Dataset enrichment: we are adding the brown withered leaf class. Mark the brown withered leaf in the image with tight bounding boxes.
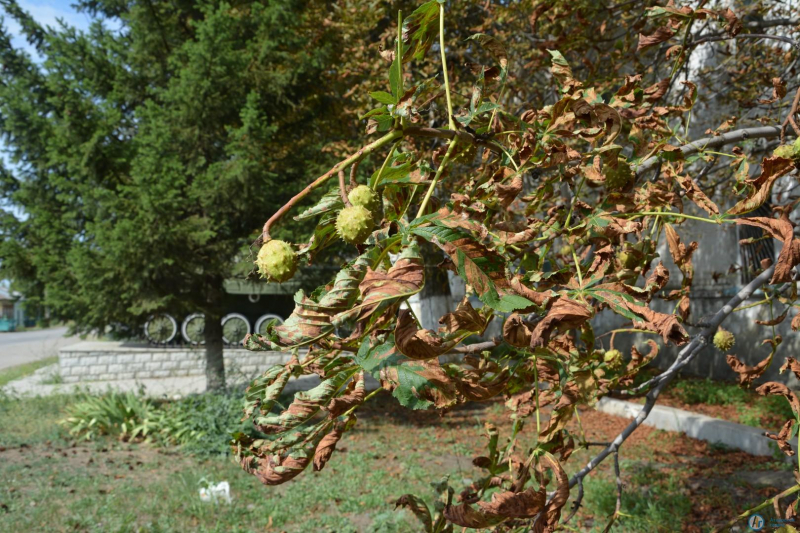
[637,26,675,51]
[539,382,579,442]
[538,453,570,529]
[476,486,546,519]
[736,215,800,284]
[327,372,365,418]
[728,156,795,216]
[443,502,505,528]
[591,283,689,345]
[758,77,787,105]
[720,7,742,36]
[313,422,346,472]
[755,309,789,326]
[765,419,795,457]
[395,299,487,360]
[530,297,593,348]
[756,382,800,417]
[632,305,689,345]
[793,315,800,332]
[726,339,779,386]
[455,366,510,402]
[506,387,557,418]
[240,441,316,486]
[630,340,659,369]
[644,262,670,298]
[395,495,433,532]
[510,276,554,307]
[665,224,698,284]
[503,312,533,347]
[333,244,424,327]
[616,74,642,103]
[671,171,719,215]
[644,77,671,102]
[496,175,523,210]
[780,357,800,380]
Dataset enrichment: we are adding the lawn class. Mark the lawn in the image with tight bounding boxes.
[0,387,795,532]
[0,357,58,387]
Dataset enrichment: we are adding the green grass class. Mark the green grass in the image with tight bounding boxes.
[668,377,794,427]
[0,391,429,532]
[583,463,692,532]
[0,356,58,387]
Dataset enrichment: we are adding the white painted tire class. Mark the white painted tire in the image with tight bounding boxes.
[221,313,251,345]
[181,313,206,345]
[144,313,178,344]
[254,313,284,336]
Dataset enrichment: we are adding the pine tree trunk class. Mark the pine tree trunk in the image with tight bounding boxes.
[204,308,225,390]
[204,284,226,390]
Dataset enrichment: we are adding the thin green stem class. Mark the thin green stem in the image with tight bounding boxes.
[439,3,455,130]
[416,139,457,219]
[622,211,728,225]
[370,139,402,189]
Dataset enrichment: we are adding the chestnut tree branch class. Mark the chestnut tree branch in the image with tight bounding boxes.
[563,264,776,494]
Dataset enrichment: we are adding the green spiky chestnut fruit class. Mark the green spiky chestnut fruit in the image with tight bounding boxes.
[256,239,298,282]
[336,205,374,245]
[713,328,735,351]
[604,159,633,191]
[774,138,800,160]
[347,185,381,217]
[604,349,623,367]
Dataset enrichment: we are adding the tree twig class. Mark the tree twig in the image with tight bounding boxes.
[561,264,776,495]
[338,170,351,207]
[712,484,800,532]
[636,126,782,178]
[782,86,800,143]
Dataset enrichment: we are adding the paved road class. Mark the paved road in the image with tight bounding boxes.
[0,327,82,370]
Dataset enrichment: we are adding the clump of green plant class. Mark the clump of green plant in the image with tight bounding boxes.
[61,388,268,456]
[61,390,157,441]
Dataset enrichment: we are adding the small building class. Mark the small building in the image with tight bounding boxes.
[0,289,17,331]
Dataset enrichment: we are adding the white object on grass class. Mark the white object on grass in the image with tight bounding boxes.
[198,481,231,504]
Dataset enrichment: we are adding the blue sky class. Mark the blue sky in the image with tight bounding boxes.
[1,2,98,282]
[4,1,94,57]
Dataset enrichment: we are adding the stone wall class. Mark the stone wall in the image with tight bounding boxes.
[59,341,290,383]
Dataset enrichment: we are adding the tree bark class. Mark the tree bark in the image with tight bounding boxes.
[414,241,453,330]
[204,285,226,391]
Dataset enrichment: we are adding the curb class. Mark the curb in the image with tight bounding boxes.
[597,397,798,457]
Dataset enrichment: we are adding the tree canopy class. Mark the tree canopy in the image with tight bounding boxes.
[231,0,800,529]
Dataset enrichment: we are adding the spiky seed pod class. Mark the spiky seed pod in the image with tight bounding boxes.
[604,349,623,367]
[713,328,735,351]
[256,239,298,283]
[773,144,796,160]
[604,159,633,191]
[336,205,374,245]
[347,185,381,218]
[774,138,800,160]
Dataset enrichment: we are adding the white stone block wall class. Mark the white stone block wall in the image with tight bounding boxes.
[58,342,292,383]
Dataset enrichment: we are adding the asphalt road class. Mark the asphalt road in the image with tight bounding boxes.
[0,327,82,370]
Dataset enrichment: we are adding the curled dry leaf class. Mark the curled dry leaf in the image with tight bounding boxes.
[736,215,800,284]
[756,382,800,418]
[395,494,433,532]
[395,298,487,360]
[781,357,800,380]
[764,419,795,457]
[529,296,593,348]
[728,156,795,216]
[333,243,424,327]
[327,372,366,417]
[637,26,675,51]
[726,336,781,386]
[240,440,318,486]
[313,420,347,472]
[503,312,533,347]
